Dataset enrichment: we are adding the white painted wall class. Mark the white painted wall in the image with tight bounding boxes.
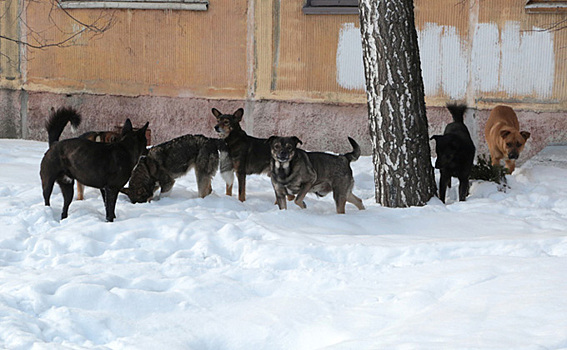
[336,22,555,99]
[336,23,366,90]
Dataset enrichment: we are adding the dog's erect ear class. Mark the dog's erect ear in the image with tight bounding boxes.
[233,108,244,122]
[122,119,133,135]
[120,187,130,195]
[520,131,531,141]
[139,122,149,134]
[291,136,303,146]
[212,108,222,118]
[500,130,511,139]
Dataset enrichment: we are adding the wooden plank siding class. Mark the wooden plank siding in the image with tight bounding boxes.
[1,0,566,154]
[24,0,248,99]
[3,0,563,110]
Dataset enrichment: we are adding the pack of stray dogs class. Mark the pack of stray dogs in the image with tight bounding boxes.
[40,103,530,221]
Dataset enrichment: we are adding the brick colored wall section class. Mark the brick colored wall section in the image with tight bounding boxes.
[22,92,567,164]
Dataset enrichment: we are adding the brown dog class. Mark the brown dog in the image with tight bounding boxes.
[484,105,530,174]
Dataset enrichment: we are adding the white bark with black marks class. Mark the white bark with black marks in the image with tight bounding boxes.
[359,0,436,207]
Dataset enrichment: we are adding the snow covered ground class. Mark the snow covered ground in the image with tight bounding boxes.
[0,139,566,349]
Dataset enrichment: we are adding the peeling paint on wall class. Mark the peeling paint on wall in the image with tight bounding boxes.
[418,23,468,99]
[336,22,555,99]
[487,22,554,98]
[336,23,365,90]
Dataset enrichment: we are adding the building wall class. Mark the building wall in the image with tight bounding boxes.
[0,0,566,160]
[24,1,248,99]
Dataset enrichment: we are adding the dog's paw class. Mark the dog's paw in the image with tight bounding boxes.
[496,175,509,192]
[497,183,508,193]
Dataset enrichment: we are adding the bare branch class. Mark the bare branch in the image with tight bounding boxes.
[0,0,115,50]
[527,18,567,33]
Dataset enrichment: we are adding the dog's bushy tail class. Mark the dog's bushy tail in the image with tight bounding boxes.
[45,107,82,146]
[343,137,361,163]
[446,103,467,124]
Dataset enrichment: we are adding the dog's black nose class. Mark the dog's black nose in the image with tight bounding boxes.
[508,152,519,160]
[214,126,220,132]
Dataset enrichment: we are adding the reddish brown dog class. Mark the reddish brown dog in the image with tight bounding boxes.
[484,105,531,174]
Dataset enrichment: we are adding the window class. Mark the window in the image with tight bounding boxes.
[526,0,567,13]
[303,0,358,15]
[59,0,208,11]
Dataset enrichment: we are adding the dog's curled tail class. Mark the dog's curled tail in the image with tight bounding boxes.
[446,103,467,124]
[343,137,361,163]
[46,107,82,146]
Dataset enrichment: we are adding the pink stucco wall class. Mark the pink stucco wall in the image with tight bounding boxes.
[21,92,567,164]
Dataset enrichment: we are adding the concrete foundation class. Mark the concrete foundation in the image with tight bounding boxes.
[6,90,567,165]
[0,89,24,139]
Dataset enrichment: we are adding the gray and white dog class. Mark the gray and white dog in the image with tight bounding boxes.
[267,136,365,214]
[121,134,233,203]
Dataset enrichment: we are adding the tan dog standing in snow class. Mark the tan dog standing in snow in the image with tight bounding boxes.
[485,105,531,174]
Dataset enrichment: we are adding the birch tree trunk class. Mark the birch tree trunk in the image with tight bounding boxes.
[358,0,436,207]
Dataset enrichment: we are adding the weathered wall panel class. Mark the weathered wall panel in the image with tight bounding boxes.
[17,0,567,109]
[24,1,248,99]
[1,0,566,157]
[0,0,21,82]
[255,0,567,110]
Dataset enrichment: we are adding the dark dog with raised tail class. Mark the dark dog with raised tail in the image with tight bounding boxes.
[268,136,365,214]
[431,104,476,203]
[40,107,148,221]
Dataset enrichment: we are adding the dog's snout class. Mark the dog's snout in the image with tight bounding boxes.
[214,125,220,132]
[276,148,292,162]
[508,152,519,160]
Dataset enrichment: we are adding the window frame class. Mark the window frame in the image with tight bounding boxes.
[525,0,567,13]
[302,0,359,15]
[58,0,209,11]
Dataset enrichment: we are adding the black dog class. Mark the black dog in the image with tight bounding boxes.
[430,104,476,203]
[213,107,271,202]
[76,130,122,200]
[268,136,365,214]
[40,107,149,221]
[120,134,233,203]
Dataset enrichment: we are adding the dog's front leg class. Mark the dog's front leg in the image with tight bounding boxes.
[458,175,470,201]
[158,172,175,198]
[504,159,516,174]
[274,190,287,210]
[77,182,85,200]
[294,183,313,209]
[490,151,503,168]
[438,171,451,203]
[334,192,347,214]
[221,170,234,196]
[237,171,246,202]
